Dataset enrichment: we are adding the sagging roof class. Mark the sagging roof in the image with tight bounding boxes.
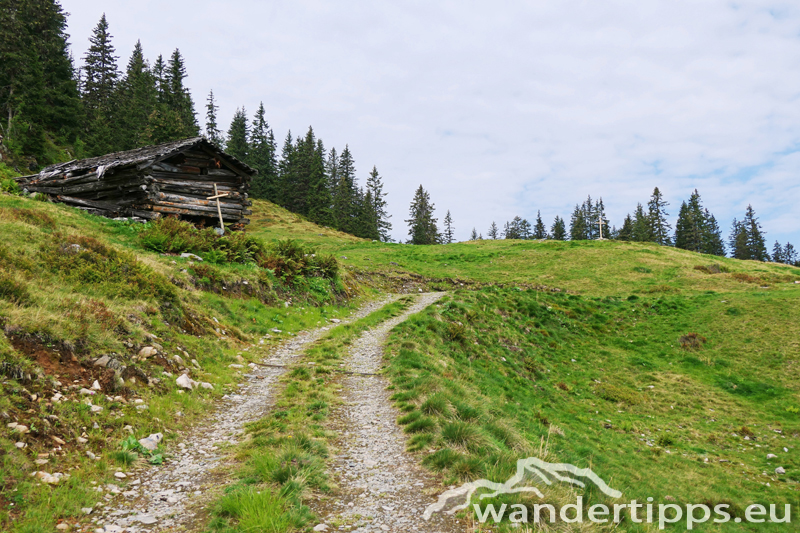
[34,137,256,180]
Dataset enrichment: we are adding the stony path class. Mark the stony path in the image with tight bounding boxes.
[311,292,464,533]
[90,297,395,533]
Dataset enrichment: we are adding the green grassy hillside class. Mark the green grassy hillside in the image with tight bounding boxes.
[1,195,798,532]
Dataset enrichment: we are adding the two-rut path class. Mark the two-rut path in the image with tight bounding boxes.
[90,293,462,533]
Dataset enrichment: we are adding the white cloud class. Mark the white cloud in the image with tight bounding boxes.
[63,0,800,245]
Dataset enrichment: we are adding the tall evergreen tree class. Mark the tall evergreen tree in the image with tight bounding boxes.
[729,218,749,260]
[551,216,566,240]
[248,102,277,200]
[487,221,499,240]
[304,136,332,227]
[504,216,525,239]
[204,89,223,147]
[164,48,198,137]
[470,227,478,240]
[772,241,785,263]
[631,203,651,242]
[519,218,532,239]
[225,107,249,162]
[366,166,392,241]
[742,204,768,261]
[569,204,588,240]
[81,13,119,155]
[533,211,547,239]
[593,198,610,239]
[647,187,672,245]
[0,0,81,162]
[702,210,726,257]
[617,214,634,241]
[406,185,439,245]
[674,190,704,252]
[115,40,157,150]
[783,243,798,266]
[331,145,359,234]
[273,130,295,208]
[443,210,455,244]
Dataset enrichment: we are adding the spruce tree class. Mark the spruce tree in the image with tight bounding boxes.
[631,204,651,242]
[488,221,499,240]
[783,243,798,266]
[772,241,785,263]
[305,136,332,227]
[470,227,478,240]
[366,166,392,241]
[332,145,359,234]
[406,185,439,244]
[618,214,634,241]
[115,41,157,150]
[647,187,672,245]
[273,130,295,208]
[551,216,566,240]
[594,198,610,239]
[519,218,532,239]
[504,216,524,239]
[0,0,81,162]
[569,204,587,240]
[81,13,119,155]
[702,211,726,256]
[204,89,223,147]
[533,211,547,239]
[248,102,278,200]
[164,49,198,137]
[742,204,768,261]
[226,107,249,162]
[729,219,749,260]
[443,210,455,244]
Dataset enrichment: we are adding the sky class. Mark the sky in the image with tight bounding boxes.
[61,0,800,246]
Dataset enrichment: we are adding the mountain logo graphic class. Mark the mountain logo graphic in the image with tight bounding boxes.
[423,456,622,519]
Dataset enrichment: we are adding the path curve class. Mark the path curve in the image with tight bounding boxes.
[91,297,395,533]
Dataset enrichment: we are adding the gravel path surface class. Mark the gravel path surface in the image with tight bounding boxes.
[311,292,465,533]
[90,297,395,533]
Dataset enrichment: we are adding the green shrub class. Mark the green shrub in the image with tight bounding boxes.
[0,178,21,195]
[595,383,642,405]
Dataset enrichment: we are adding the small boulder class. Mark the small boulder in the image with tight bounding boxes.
[313,525,329,532]
[138,433,163,451]
[79,388,95,396]
[138,346,158,360]
[199,382,213,390]
[51,435,66,445]
[180,252,203,261]
[94,355,111,367]
[776,467,786,475]
[90,405,103,413]
[173,354,185,366]
[114,472,127,479]
[767,453,778,459]
[91,380,102,391]
[176,374,196,390]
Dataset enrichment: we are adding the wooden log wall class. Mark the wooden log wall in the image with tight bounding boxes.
[20,148,252,226]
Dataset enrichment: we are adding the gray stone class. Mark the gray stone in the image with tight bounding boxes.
[138,346,158,359]
[776,467,786,475]
[138,433,163,451]
[180,253,203,261]
[94,355,110,367]
[176,374,196,390]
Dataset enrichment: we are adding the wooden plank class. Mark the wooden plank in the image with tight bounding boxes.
[56,195,122,212]
[151,201,244,216]
[154,192,247,210]
[151,205,245,221]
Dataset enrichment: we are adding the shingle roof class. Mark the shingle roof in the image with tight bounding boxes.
[35,137,256,179]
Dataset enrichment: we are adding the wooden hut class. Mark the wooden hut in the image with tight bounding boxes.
[18,137,254,228]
